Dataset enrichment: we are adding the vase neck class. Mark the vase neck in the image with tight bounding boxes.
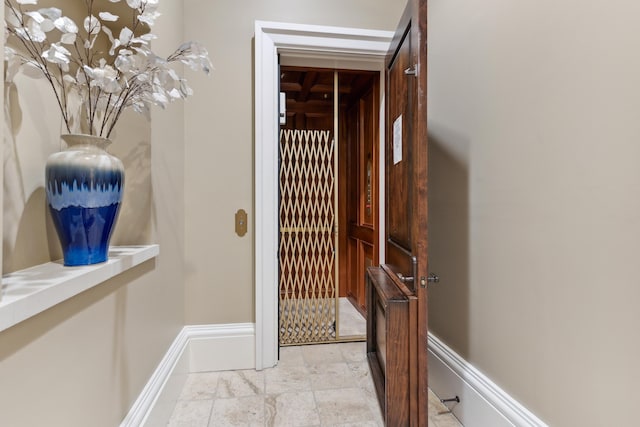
[61,134,112,150]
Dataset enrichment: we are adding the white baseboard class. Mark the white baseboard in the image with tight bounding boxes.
[428,333,548,427]
[186,323,255,372]
[120,328,190,427]
[120,323,256,427]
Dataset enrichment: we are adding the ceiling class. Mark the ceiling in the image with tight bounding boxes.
[280,67,377,120]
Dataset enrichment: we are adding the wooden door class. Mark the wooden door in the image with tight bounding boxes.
[366,0,429,425]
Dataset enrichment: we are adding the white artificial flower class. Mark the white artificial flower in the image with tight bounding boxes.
[84,37,96,49]
[54,16,78,33]
[168,88,181,99]
[25,11,54,32]
[24,19,47,42]
[131,45,152,57]
[4,0,212,138]
[75,67,88,85]
[178,42,213,73]
[63,74,76,85]
[98,12,119,22]
[84,63,120,93]
[25,11,45,22]
[119,27,133,45]
[114,50,134,72]
[140,33,157,41]
[152,92,168,105]
[38,8,62,20]
[5,12,21,27]
[167,68,179,81]
[102,26,118,56]
[179,80,193,97]
[131,100,150,120]
[42,43,71,68]
[60,32,76,44]
[138,10,160,25]
[130,35,150,46]
[83,15,101,35]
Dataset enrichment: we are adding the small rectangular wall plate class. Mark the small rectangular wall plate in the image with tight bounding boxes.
[279,92,287,124]
[235,209,248,237]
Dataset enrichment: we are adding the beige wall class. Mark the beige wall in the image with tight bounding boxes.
[427,0,640,425]
[0,1,185,425]
[183,0,405,324]
[7,0,638,425]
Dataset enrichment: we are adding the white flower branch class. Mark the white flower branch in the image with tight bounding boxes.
[4,0,212,138]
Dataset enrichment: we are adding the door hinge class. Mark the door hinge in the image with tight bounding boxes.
[404,64,418,77]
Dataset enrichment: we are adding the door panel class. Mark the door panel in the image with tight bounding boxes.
[346,237,374,314]
[387,26,413,252]
[344,78,379,315]
[367,0,429,425]
[361,242,374,311]
[346,238,359,305]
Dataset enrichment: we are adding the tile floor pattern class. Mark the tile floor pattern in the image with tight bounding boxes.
[167,342,462,427]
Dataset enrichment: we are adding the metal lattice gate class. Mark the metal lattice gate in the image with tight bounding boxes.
[279,129,338,345]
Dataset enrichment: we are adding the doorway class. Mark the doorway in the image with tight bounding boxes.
[254,21,393,369]
[278,67,380,345]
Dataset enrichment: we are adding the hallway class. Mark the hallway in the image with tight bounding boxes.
[167,342,462,426]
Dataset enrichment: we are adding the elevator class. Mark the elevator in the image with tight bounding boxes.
[278,67,380,345]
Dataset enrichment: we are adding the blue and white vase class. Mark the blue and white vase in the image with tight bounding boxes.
[45,134,125,266]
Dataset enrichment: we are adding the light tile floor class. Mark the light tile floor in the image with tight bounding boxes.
[167,341,462,426]
[337,298,366,337]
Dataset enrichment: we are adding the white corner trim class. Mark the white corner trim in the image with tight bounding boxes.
[254,20,393,371]
[120,323,256,427]
[120,327,190,427]
[428,333,548,427]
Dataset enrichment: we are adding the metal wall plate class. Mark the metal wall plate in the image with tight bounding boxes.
[235,209,247,237]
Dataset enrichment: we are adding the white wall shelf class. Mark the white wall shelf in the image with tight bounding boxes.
[0,245,159,333]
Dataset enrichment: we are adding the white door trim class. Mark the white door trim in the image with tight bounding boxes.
[254,21,393,369]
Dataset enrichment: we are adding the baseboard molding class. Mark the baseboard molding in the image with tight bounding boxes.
[428,333,548,427]
[186,323,255,372]
[120,323,256,427]
[120,328,190,427]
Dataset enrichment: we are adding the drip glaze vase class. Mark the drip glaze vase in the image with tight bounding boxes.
[45,134,124,266]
